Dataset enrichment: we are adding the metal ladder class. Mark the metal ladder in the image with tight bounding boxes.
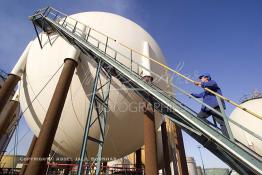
[29,7,262,175]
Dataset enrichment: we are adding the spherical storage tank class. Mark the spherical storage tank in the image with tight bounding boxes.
[19,11,168,158]
[229,98,262,156]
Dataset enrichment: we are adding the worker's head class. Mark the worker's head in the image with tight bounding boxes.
[199,73,211,82]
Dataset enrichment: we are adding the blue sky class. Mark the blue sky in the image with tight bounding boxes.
[1,0,262,169]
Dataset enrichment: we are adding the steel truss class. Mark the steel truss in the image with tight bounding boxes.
[77,59,112,175]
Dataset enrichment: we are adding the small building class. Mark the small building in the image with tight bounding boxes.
[0,155,25,168]
[205,168,230,175]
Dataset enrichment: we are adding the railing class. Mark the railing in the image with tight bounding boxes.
[46,162,144,174]
[31,7,262,155]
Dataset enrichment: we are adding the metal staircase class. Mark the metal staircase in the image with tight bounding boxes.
[29,7,262,175]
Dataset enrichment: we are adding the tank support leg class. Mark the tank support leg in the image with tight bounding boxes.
[0,99,20,161]
[161,120,172,175]
[77,59,112,175]
[0,100,19,140]
[144,107,158,175]
[143,76,158,175]
[0,74,20,114]
[24,58,78,175]
[135,148,142,172]
[19,135,37,175]
[174,125,189,175]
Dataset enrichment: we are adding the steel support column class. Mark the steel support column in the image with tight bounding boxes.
[19,135,37,175]
[0,100,19,140]
[0,74,20,114]
[174,126,189,175]
[165,119,180,175]
[24,58,77,175]
[161,120,172,175]
[135,148,142,170]
[143,75,158,175]
[144,107,158,175]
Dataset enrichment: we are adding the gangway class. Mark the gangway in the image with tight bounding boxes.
[29,7,262,175]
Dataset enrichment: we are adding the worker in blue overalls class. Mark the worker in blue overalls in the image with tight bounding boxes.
[191,73,229,137]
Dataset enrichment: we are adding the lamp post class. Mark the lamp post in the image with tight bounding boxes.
[197,145,206,175]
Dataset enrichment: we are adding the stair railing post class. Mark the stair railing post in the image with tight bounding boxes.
[216,96,234,141]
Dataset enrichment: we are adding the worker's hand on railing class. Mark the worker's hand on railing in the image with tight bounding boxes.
[194,81,201,87]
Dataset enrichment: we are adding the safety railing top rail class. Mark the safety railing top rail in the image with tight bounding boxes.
[30,7,262,148]
[32,6,262,121]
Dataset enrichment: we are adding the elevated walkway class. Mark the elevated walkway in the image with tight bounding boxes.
[29,7,262,175]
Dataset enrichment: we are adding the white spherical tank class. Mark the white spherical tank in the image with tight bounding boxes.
[20,12,168,158]
[229,98,262,156]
